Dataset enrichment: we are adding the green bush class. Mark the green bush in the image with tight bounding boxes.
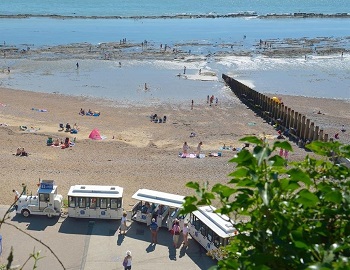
[182,137,350,270]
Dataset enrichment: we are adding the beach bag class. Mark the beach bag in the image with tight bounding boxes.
[122,258,127,267]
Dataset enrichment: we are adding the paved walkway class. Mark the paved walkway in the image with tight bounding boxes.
[0,206,216,270]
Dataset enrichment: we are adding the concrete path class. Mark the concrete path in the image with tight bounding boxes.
[0,206,216,270]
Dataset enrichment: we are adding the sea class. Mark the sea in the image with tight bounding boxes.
[1,0,350,104]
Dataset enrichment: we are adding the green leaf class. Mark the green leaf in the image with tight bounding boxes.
[239,136,263,145]
[273,141,293,151]
[254,145,272,166]
[185,181,200,190]
[294,240,309,249]
[324,190,342,204]
[287,168,312,186]
[296,190,320,207]
[229,167,249,177]
[212,184,236,198]
[267,155,286,167]
[258,182,270,206]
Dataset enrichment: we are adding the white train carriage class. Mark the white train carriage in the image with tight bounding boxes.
[67,185,123,219]
[131,189,187,229]
[189,205,238,260]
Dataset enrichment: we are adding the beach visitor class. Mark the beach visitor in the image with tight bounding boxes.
[183,66,186,74]
[53,138,60,146]
[209,95,214,106]
[207,95,209,103]
[215,97,218,105]
[284,149,289,160]
[199,69,201,75]
[13,189,20,210]
[119,211,128,235]
[15,147,22,156]
[182,142,189,155]
[279,148,284,157]
[149,218,159,244]
[76,62,79,69]
[123,250,132,270]
[171,219,181,248]
[196,141,203,157]
[21,183,27,195]
[7,67,10,73]
[335,133,339,139]
[191,99,194,110]
[182,222,189,247]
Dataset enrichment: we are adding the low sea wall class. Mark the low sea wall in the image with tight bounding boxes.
[222,74,329,144]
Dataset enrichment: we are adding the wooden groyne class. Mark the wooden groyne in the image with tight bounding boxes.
[222,74,329,144]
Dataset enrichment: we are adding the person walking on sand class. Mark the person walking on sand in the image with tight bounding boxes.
[191,99,194,110]
[183,66,186,74]
[123,250,132,270]
[119,211,127,235]
[149,218,159,244]
[196,141,203,157]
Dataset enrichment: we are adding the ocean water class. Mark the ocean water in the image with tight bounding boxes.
[1,0,350,101]
[1,0,349,17]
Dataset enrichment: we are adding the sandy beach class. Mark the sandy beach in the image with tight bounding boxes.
[1,85,349,208]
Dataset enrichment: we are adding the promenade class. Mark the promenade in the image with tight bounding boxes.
[0,205,216,270]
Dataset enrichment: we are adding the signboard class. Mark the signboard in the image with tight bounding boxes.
[40,180,54,189]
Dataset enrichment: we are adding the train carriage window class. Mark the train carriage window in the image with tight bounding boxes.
[194,216,201,231]
[69,196,76,207]
[213,235,221,248]
[100,198,107,209]
[39,193,50,202]
[89,198,97,209]
[207,229,213,242]
[78,197,86,208]
[200,224,208,237]
[110,198,120,209]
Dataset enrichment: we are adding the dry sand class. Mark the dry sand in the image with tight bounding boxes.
[1,86,349,208]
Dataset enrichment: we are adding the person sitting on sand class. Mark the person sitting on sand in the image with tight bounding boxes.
[65,123,71,132]
[53,138,60,146]
[16,147,22,156]
[16,147,28,156]
[79,108,85,115]
[64,137,70,148]
[183,142,189,155]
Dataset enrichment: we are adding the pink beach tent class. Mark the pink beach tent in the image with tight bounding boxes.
[88,128,102,140]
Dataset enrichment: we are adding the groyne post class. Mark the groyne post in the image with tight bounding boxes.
[222,74,329,145]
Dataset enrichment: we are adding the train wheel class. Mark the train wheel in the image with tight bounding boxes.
[22,209,30,217]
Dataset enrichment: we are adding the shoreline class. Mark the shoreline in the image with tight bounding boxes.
[1,12,350,20]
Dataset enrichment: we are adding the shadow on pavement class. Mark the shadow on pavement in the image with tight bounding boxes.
[58,217,119,236]
[11,213,60,231]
